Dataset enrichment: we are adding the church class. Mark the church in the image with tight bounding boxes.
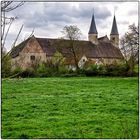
[10,13,123,69]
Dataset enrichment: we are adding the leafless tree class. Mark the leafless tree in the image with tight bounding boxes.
[1,1,25,78]
[61,25,82,70]
[1,1,25,50]
[1,1,24,12]
[120,23,139,72]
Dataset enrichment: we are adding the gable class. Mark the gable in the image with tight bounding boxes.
[21,37,44,53]
[10,38,30,58]
[98,35,110,42]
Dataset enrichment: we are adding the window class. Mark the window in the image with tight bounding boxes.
[30,55,35,61]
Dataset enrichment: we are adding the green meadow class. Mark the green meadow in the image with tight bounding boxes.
[2,77,138,138]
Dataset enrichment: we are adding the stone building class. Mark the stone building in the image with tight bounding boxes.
[10,13,123,69]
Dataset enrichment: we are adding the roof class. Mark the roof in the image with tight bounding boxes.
[98,35,110,42]
[110,15,119,35]
[10,37,31,58]
[10,36,123,60]
[88,13,98,34]
[36,37,96,58]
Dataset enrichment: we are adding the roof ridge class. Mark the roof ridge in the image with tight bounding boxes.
[36,37,90,42]
[98,35,108,39]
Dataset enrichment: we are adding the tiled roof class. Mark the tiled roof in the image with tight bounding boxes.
[10,36,123,59]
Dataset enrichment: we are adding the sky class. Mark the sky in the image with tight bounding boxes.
[4,1,138,51]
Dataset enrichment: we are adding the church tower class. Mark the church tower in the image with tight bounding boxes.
[110,15,119,48]
[88,13,98,44]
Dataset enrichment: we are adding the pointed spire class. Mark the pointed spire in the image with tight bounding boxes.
[88,13,98,34]
[110,15,119,35]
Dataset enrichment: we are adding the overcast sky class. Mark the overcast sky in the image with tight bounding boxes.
[5,2,138,51]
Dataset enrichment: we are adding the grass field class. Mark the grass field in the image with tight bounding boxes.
[2,77,138,138]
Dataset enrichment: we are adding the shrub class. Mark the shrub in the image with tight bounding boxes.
[105,63,129,76]
[83,63,136,77]
[20,68,36,78]
[126,70,138,77]
[97,65,107,75]
[90,64,99,74]
[85,64,104,76]
[35,62,66,77]
[61,73,80,77]
[8,62,138,78]
[59,66,69,74]
[36,63,46,73]
[11,66,23,78]
[2,54,12,78]
[12,67,22,74]
[36,63,48,77]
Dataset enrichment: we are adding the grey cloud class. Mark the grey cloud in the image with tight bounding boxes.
[128,9,138,16]
[10,2,112,29]
[78,3,111,18]
[5,32,18,51]
[118,21,129,25]
[11,2,75,28]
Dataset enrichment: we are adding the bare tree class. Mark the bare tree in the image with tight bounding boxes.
[1,1,25,78]
[61,25,82,70]
[1,1,24,12]
[120,23,139,72]
[1,1,25,50]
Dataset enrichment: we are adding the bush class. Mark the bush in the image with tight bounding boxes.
[33,62,67,77]
[105,64,129,76]
[83,63,136,77]
[12,67,22,74]
[97,65,107,75]
[20,68,36,78]
[85,64,105,76]
[35,63,48,77]
[9,62,138,78]
[61,73,80,77]
[126,70,138,77]
[2,54,12,78]
[11,67,36,78]
[10,67,23,78]
[59,66,69,75]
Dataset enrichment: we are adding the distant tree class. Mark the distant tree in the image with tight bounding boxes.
[52,51,65,70]
[120,23,139,72]
[46,51,65,72]
[61,25,82,70]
